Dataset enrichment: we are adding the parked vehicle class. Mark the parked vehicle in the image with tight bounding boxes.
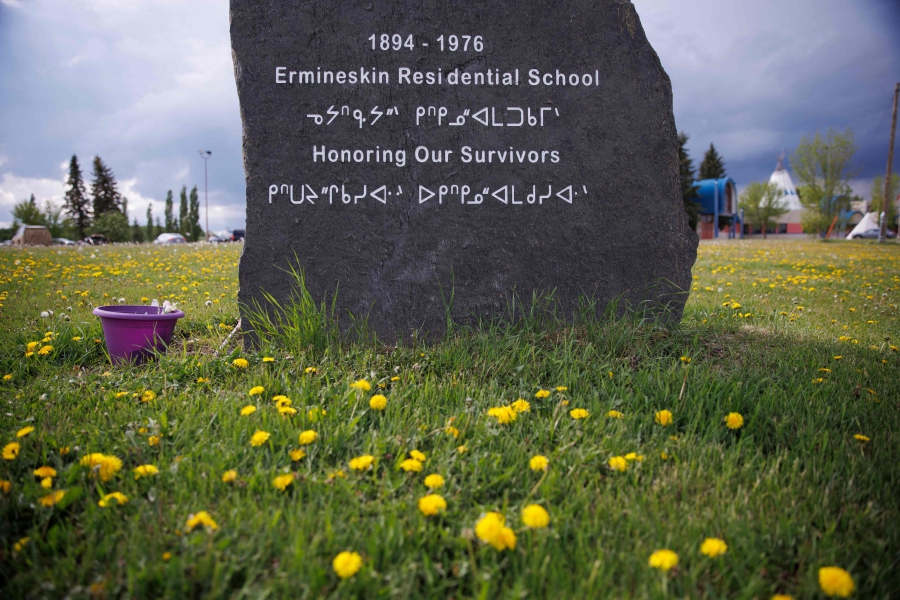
[52,238,76,246]
[153,233,187,244]
[231,229,245,242]
[208,234,228,243]
[84,234,108,245]
[852,228,896,239]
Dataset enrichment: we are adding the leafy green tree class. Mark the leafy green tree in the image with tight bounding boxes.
[699,143,726,180]
[131,218,145,243]
[678,132,701,230]
[91,156,122,216]
[155,216,163,238]
[42,200,71,238]
[122,196,129,220]
[92,211,130,242]
[740,181,788,238]
[164,190,176,232]
[179,186,189,236]
[146,204,155,241]
[792,129,858,236]
[188,185,203,241]
[13,194,47,226]
[63,155,91,238]
[870,174,899,230]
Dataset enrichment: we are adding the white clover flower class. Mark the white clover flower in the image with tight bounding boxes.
[117,298,125,304]
[205,300,212,306]
[40,311,50,318]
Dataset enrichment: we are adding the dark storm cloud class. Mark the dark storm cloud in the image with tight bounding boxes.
[1,0,898,226]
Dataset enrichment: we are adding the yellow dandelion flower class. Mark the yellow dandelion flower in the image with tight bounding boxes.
[278,405,297,416]
[232,358,248,368]
[648,549,678,571]
[410,450,426,462]
[248,386,264,396]
[141,390,157,402]
[570,408,589,420]
[13,537,29,552]
[186,510,218,532]
[250,430,270,447]
[833,356,842,360]
[332,551,363,579]
[221,469,238,483]
[487,405,517,424]
[133,465,159,479]
[114,391,129,398]
[724,412,744,430]
[80,453,123,481]
[26,341,39,351]
[196,377,209,383]
[299,430,318,445]
[272,395,291,406]
[290,448,306,461]
[700,537,727,557]
[0,480,11,494]
[535,389,550,399]
[818,567,855,598]
[608,456,628,472]
[655,410,673,426]
[33,466,56,478]
[262,357,274,363]
[445,426,460,438]
[349,379,371,391]
[304,366,317,374]
[771,595,794,600]
[475,512,516,551]
[162,552,172,561]
[607,410,624,419]
[418,493,447,516]
[529,455,549,472]
[369,394,387,410]
[521,504,550,528]
[854,434,870,442]
[624,452,644,461]
[400,458,423,472]
[37,345,53,355]
[2,374,11,381]
[424,474,445,489]
[680,356,691,363]
[39,489,66,507]
[16,426,35,438]
[273,473,294,490]
[457,444,468,454]
[511,399,531,413]
[240,405,257,416]
[148,435,161,446]
[349,454,374,471]
[98,491,128,507]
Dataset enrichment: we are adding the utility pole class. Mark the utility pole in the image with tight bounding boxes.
[879,83,899,243]
[199,150,212,241]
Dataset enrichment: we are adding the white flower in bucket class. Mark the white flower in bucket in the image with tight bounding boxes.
[162,300,179,315]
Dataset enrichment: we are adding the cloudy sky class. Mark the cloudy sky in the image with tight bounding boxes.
[1,0,898,230]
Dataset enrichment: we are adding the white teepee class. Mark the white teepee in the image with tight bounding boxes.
[769,152,803,211]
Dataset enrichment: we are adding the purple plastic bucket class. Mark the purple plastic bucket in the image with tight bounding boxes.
[92,305,185,365]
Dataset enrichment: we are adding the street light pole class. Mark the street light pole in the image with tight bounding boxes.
[199,150,212,241]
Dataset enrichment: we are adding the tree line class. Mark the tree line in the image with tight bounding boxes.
[4,155,204,243]
[678,129,895,238]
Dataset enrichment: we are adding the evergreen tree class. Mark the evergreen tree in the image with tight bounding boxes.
[178,186,189,236]
[699,143,727,180]
[164,190,175,232]
[63,155,91,238]
[188,185,203,241]
[90,156,122,216]
[678,133,702,230]
[146,204,154,241]
[132,218,145,243]
[122,196,129,220]
[155,216,163,238]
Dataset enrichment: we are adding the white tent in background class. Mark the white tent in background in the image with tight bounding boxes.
[845,212,879,239]
[769,152,803,210]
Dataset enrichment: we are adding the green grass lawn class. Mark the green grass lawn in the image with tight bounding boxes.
[0,239,898,598]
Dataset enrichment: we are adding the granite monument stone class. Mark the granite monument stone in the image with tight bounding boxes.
[230,0,698,339]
